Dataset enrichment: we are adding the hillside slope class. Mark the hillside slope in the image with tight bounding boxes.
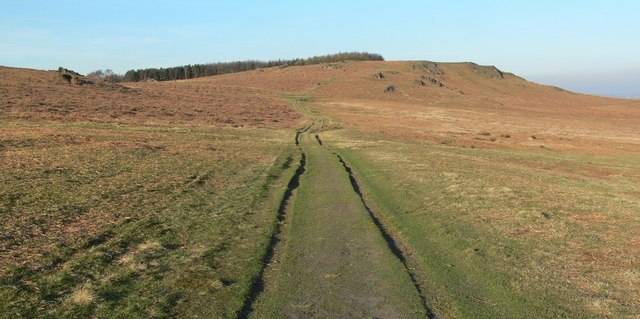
[1,61,639,318]
[0,66,301,128]
[189,61,640,317]
[188,60,640,154]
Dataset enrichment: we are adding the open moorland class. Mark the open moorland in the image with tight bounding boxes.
[1,60,639,318]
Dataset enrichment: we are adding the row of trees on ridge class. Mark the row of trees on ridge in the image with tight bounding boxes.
[88,52,384,83]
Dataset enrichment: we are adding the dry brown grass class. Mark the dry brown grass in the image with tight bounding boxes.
[67,285,95,305]
[0,66,302,128]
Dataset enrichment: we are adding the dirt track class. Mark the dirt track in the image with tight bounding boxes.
[244,124,430,318]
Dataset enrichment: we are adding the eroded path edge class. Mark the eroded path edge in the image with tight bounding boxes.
[335,152,438,319]
[238,124,311,319]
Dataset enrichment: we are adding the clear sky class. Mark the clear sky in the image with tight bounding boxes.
[1,0,639,97]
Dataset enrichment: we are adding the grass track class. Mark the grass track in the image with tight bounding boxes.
[250,131,426,318]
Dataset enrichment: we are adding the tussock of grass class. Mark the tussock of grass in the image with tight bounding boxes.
[67,285,94,305]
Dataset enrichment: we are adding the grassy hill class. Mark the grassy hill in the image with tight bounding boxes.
[1,61,639,318]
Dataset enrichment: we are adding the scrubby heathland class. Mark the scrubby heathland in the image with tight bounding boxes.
[1,58,639,318]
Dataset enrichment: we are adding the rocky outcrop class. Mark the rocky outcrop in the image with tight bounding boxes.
[56,67,93,85]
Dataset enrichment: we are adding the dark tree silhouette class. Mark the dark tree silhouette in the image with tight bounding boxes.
[117,52,384,82]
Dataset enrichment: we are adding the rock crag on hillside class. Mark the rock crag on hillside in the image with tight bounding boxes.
[55,67,93,85]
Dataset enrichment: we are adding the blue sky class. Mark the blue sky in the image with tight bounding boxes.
[1,0,639,96]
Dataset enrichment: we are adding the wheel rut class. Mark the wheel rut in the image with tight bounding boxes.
[336,154,438,319]
[244,127,434,318]
[317,132,436,318]
[238,126,309,319]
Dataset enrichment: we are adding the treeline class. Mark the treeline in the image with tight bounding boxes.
[117,52,383,82]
